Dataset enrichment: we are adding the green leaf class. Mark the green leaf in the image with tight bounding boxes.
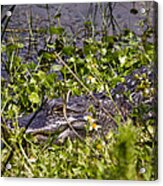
[51,64,62,71]
[36,70,46,79]
[101,48,107,56]
[17,43,24,48]
[28,92,40,104]
[27,61,37,70]
[49,27,64,35]
[1,44,6,52]
[63,46,75,56]
[84,21,92,26]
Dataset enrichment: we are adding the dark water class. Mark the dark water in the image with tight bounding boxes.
[2,2,155,33]
[1,2,156,78]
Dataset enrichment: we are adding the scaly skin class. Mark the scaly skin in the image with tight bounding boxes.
[8,65,157,142]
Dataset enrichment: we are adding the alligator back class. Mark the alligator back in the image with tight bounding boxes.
[17,65,156,142]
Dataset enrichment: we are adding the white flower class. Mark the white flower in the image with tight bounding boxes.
[86,76,96,84]
[29,156,37,163]
[84,115,96,123]
[89,123,101,131]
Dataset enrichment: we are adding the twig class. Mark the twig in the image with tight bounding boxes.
[18,142,34,175]
[88,66,125,122]
[62,92,84,142]
[108,3,116,35]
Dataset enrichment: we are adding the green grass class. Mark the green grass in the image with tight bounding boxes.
[1,4,157,180]
[1,120,156,180]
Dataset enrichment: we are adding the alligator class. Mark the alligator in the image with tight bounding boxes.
[6,65,157,143]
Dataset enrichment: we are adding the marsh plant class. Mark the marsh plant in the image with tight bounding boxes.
[1,3,157,180]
